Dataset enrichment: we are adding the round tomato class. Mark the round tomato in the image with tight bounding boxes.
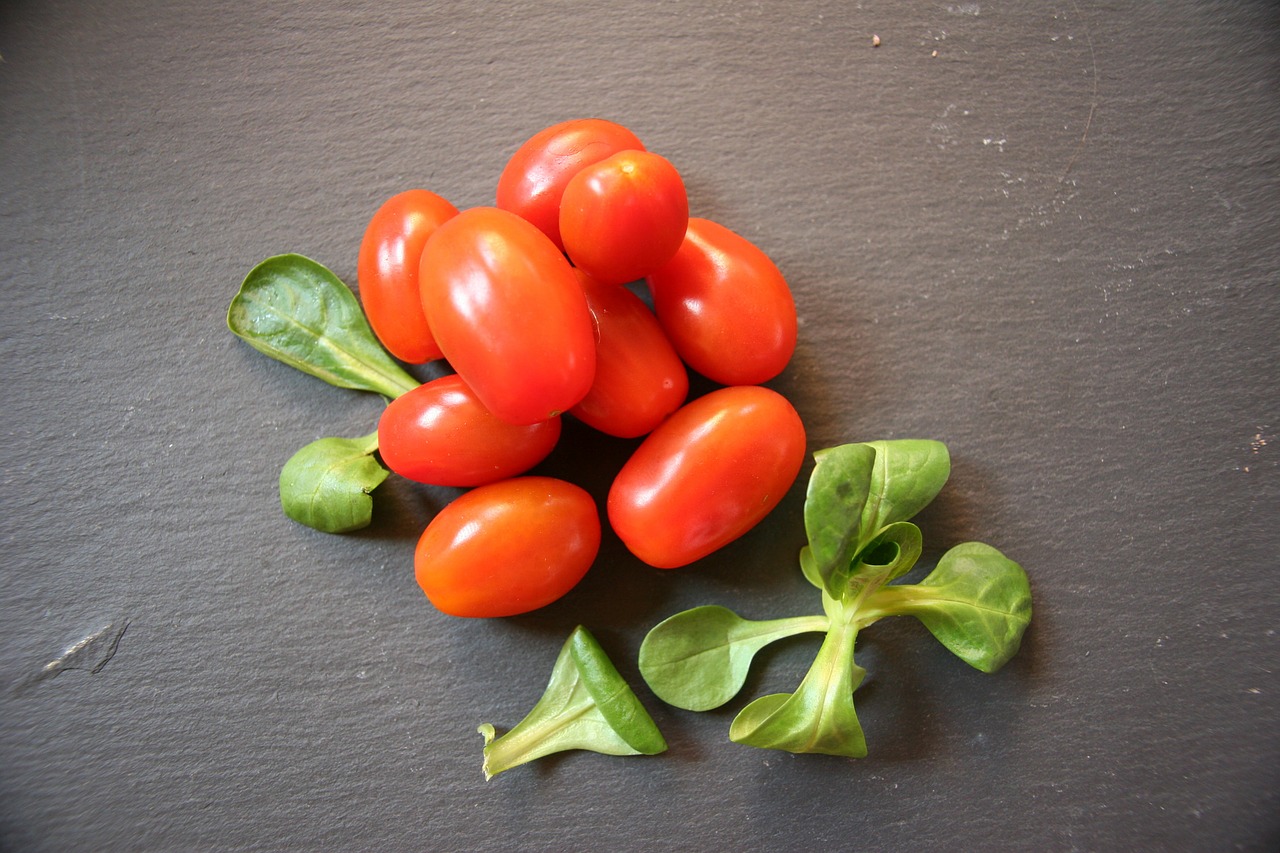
[357,189,459,363]
[415,477,601,618]
[378,374,561,486]
[419,207,596,425]
[646,218,797,385]
[496,118,645,252]
[560,149,689,286]
[607,385,806,569]
[569,271,689,438]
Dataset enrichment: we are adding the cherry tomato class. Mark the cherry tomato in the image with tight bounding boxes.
[415,477,601,617]
[496,118,645,253]
[569,271,689,438]
[646,218,797,386]
[560,149,689,286]
[419,207,596,425]
[607,385,806,569]
[357,189,459,363]
[378,374,561,486]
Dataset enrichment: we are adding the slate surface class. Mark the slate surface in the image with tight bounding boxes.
[1,2,1276,851]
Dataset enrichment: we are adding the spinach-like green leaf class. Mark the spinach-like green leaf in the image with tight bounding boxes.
[227,253,418,399]
[638,606,828,711]
[846,520,923,593]
[728,615,867,757]
[869,542,1031,673]
[858,439,951,538]
[480,626,666,780]
[803,442,875,594]
[278,431,387,534]
[799,545,822,589]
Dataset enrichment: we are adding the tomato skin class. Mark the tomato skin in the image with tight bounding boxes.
[415,477,601,618]
[377,374,561,486]
[496,118,646,253]
[560,150,689,286]
[607,386,806,569]
[569,271,689,438]
[646,218,798,386]
[357,189,459,363]
[419,207,596,426]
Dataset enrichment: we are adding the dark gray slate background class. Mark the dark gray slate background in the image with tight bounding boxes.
[2,1,1276,851]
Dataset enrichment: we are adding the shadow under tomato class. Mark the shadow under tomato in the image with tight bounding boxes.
[355,477,463,543]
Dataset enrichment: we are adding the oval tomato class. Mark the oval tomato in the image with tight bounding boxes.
[415,477,601,618]
[569,271,689,438]
[646,218,797,386]
[378,374,561,486]
[608,386,806,569]
[496,118,645,252]
[560,149,689,285]
[357,189,459,363]
[419,207,596,425]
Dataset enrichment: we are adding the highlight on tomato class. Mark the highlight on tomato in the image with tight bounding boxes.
[415,477,601,618]
[496,118,646,252]
[568,271,689,439]
[418,206,596,426]
[357,189,459,363]
[646,217,797,386]
[607,385,807,569]
[377,373,562,486]
[559,149,689,286]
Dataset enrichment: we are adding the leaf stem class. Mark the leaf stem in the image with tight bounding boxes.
[807,603,863,742]
[354,429,380,455]
[479,690,594,780]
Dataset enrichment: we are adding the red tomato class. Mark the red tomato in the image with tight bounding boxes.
[560,150,689,285]
[419,207,596,425]
[607,386,806,569]
[646,218,797,386]
[378,374,561,486]
[415,477,601,617]
[496,118,645,252]
[569,271,689,438]
[357,189,459,363]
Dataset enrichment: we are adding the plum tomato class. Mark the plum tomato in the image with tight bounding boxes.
[418,207,596,426]
[357,189,459,363]
[496,118,645,253]
[377,373,561,486]
[415,477,601,618]
[569,271,689,438]
[646,217,798,386]
[559,149,689,286]
[607,385,806,569]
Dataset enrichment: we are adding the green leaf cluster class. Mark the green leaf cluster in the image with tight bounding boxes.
[639,439,1032,758]
[227,255,419,532]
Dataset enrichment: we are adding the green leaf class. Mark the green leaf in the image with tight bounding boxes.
[480,626,666,780]
[799,545,823,589]
[858,439,951,537]
[803,442,875,594]
[867,542,1032,673]
[728,613,867,757]
[846,520,923,593]
[639,606,828,712]
[278,431,388,533]
[228,253,418,399]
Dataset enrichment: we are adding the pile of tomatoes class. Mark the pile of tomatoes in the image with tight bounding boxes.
[359,119,806,618]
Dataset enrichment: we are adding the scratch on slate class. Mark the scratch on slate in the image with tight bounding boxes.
[1059,0,1099,182]
[14,618,131,695]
